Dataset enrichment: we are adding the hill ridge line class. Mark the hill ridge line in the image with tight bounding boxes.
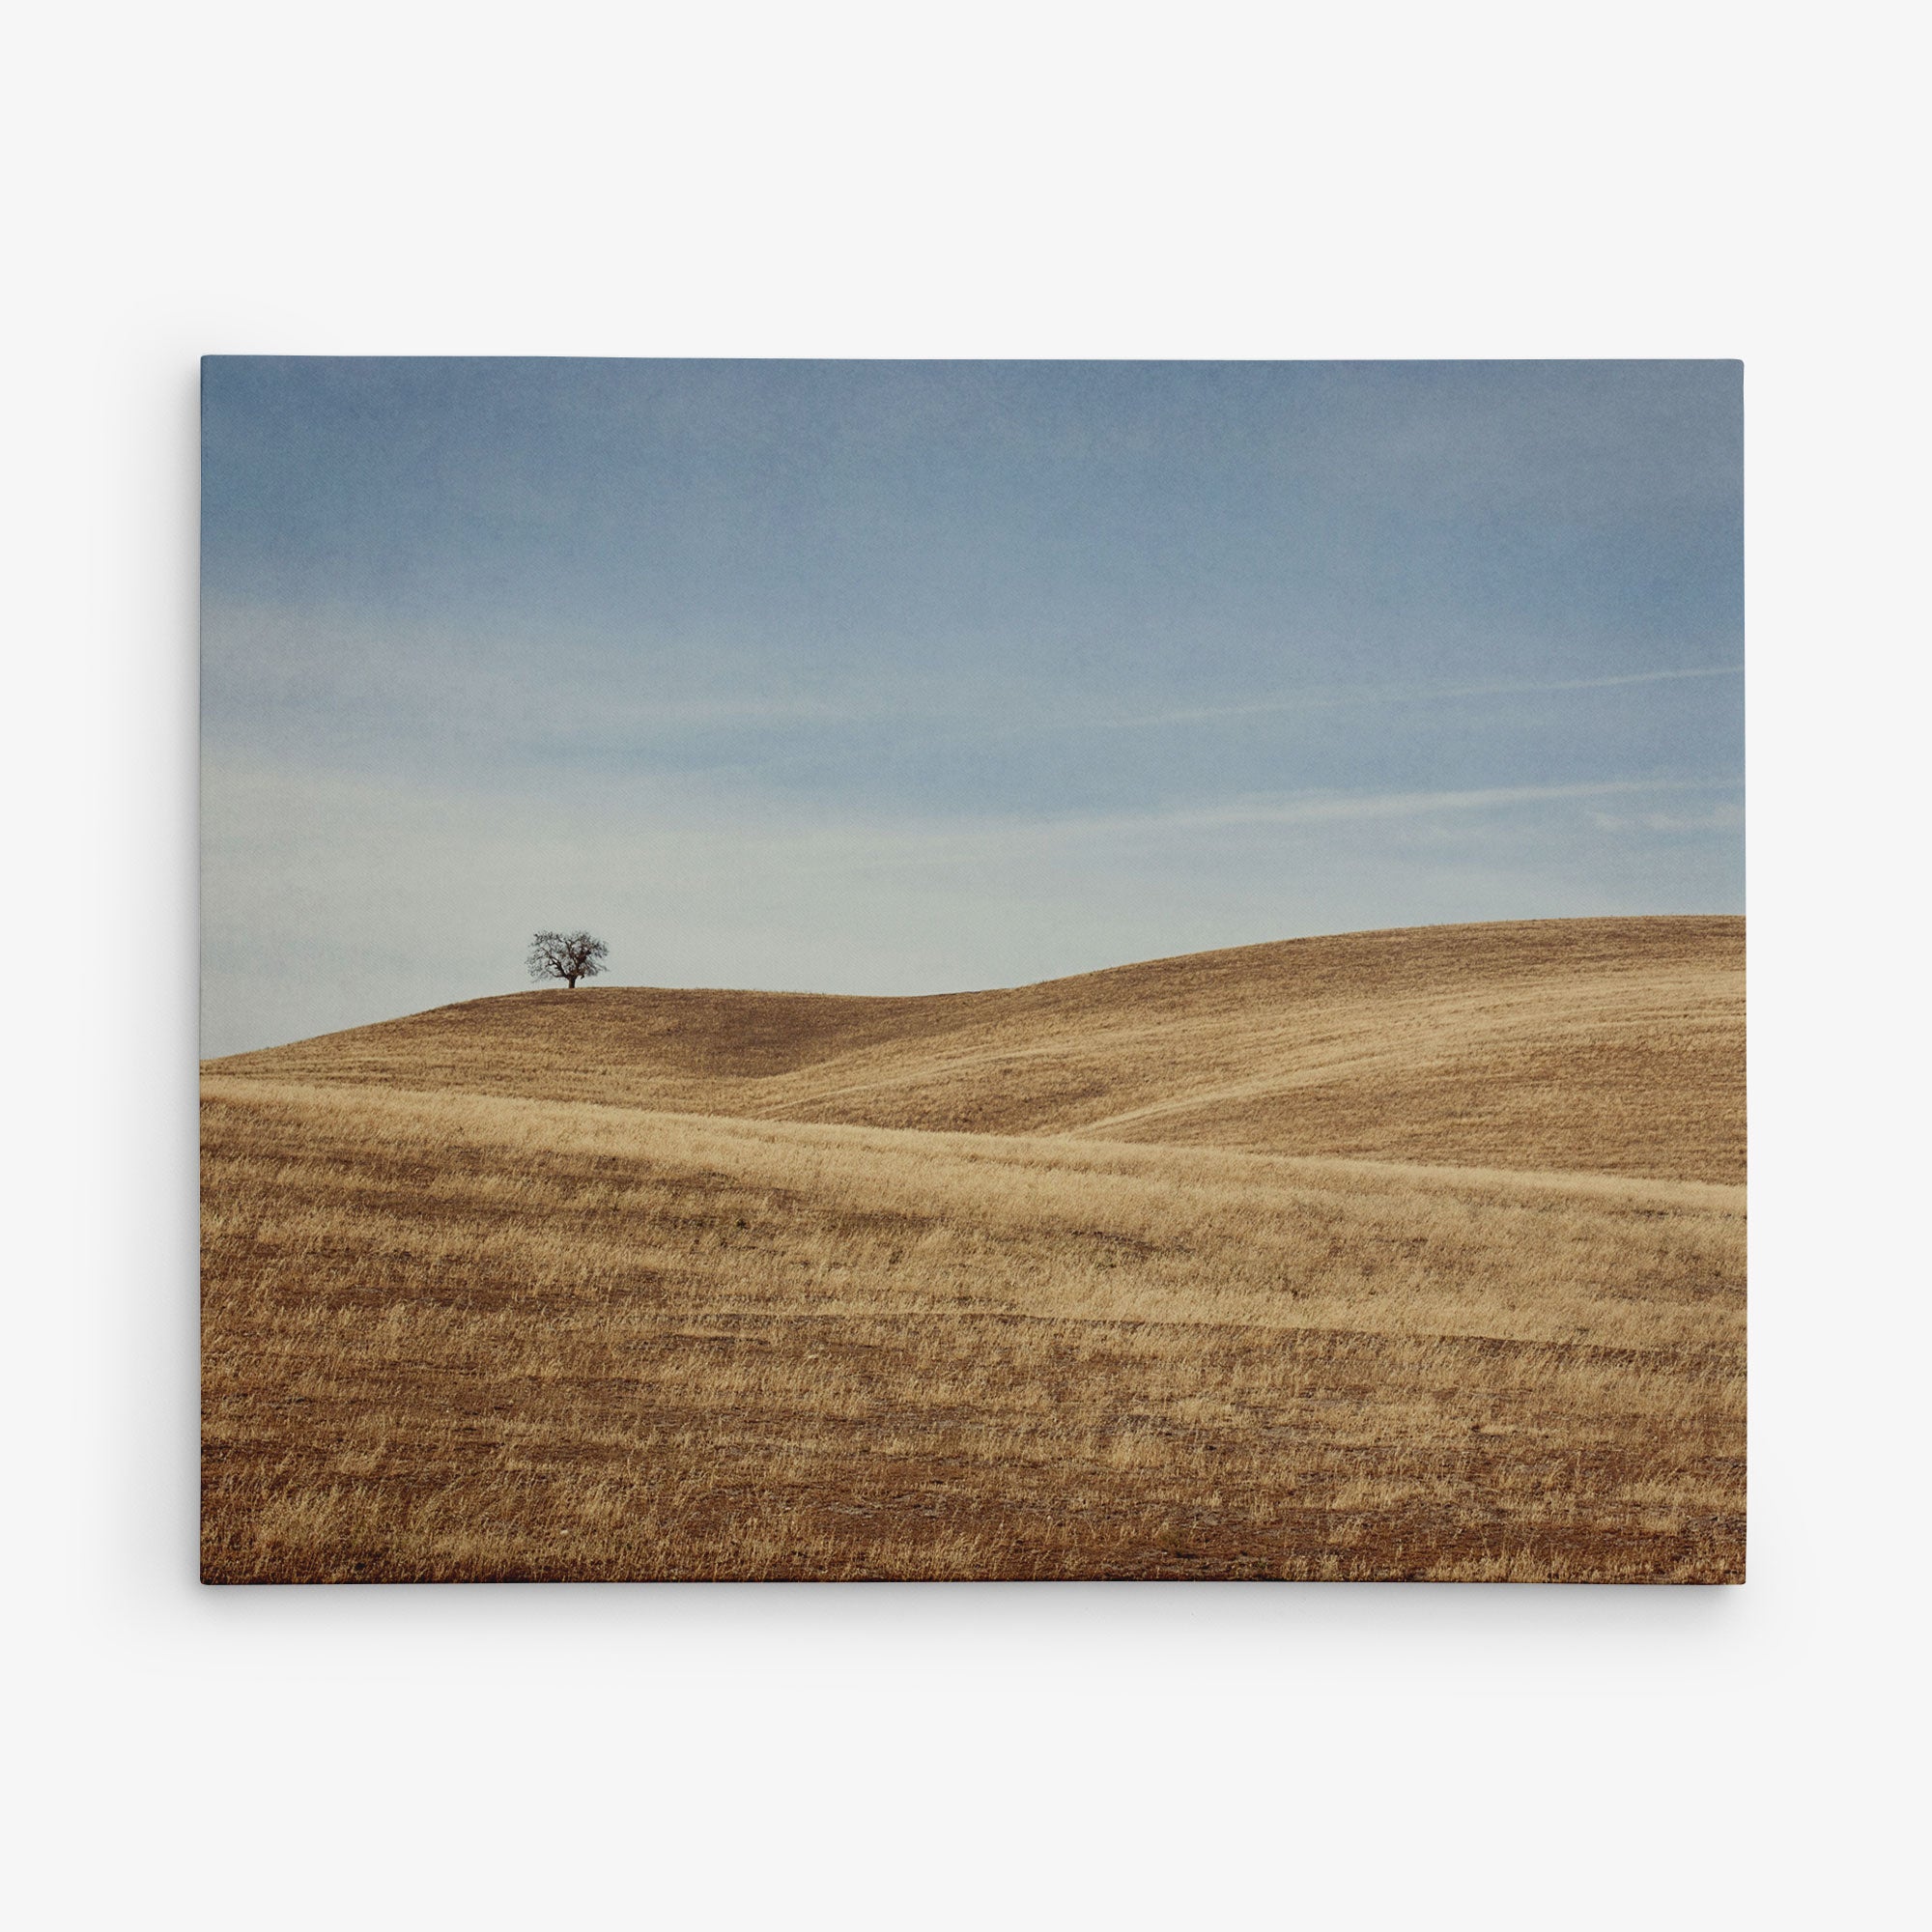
[207,917,1745,1186]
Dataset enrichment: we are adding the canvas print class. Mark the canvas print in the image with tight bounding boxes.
[200,358,1745,1583]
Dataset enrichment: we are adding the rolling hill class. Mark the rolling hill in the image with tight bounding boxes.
[209,915,1744,1184]
[201,916,1746,1584]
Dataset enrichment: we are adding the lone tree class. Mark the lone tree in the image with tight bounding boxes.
[527,929,609,989]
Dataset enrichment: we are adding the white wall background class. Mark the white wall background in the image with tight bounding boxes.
[5,3,1925,1925]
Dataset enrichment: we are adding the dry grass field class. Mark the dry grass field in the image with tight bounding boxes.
[202,916,1745,1583]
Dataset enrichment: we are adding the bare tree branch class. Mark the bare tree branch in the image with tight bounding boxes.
[526,929,610,989]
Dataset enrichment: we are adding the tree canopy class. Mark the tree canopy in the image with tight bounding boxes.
[526,930,609,989]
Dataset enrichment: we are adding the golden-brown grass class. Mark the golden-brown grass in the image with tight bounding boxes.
[202,918,1747,1586]
[213,916,1745,1184]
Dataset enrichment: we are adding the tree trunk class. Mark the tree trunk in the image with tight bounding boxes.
[565,974,578,988]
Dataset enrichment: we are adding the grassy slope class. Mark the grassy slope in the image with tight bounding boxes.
[201,917,1747,1583]
[213,915,1745,1183]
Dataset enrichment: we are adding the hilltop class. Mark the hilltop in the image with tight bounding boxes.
[210,916,1745,1184]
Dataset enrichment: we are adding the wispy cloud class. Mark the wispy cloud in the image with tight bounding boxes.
[206,757,1735,862]
[1078,664,1746,732]
[1587,801,1746,835]
[846,775,1740,857]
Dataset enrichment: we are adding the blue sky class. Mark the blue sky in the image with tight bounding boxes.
[202,358,1743,1056]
